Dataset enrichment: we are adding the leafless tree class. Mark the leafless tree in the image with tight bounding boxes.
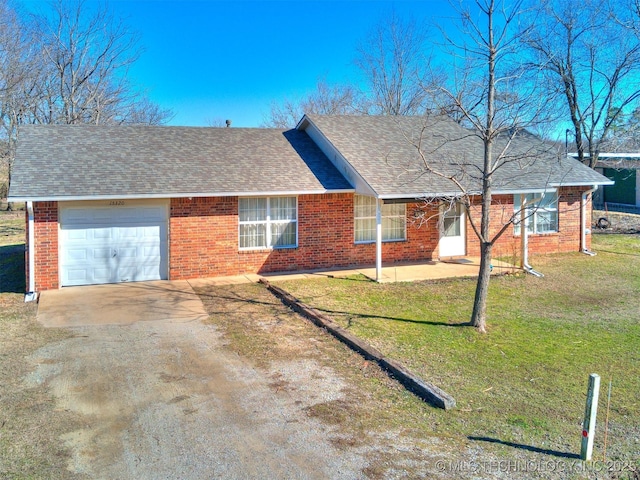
[355,11,430,115]
[0,0,40,207]
[524,0,640,168]
[263,79,359,128]
[410,0,553,333]
[32,0,168,125]
[0,0,172,208]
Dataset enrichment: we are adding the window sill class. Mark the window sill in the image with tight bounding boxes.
[239,245,298,252]
[354,239,407,245]
[514,231,558,237]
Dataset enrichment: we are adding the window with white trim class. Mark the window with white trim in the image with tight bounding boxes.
[239,197,297,249]
[514,191,558,234]
[354,195,406,243]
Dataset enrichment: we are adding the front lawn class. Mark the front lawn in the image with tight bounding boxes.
[278,234,640,467]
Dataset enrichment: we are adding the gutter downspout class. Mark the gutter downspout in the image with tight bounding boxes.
[520,194,544,278]
[375,198,383,282]
[581,186,598,256]
[25,201,37,302]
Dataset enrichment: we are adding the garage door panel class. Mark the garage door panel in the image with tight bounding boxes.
[93,267,115,283]
[93,228,113,240]
[60,201,168,287]
[116,247,138,259]
[65,268,90,283]
[67,229,89,241]
[65,248,88,262]
[118,227,139,239]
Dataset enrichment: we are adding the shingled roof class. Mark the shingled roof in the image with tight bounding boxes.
[300,114,612,198]
[9,125,353,201]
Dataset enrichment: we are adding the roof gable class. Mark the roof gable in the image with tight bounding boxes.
[300,114,612,198]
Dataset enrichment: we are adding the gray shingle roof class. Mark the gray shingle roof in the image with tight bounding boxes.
[9,125,353,200]
[303,114,612,197]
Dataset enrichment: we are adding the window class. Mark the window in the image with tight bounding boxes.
[514,191,558,234]
[354,195,406,243]
[239,197,297,249]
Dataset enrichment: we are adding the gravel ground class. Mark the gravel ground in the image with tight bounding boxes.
[24,317,370,479]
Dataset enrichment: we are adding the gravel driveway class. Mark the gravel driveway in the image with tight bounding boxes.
[25,300,369,479]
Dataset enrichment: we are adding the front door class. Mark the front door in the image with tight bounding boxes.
[439,202,466,257]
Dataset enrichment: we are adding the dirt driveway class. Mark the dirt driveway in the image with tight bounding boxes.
[27,282,370,479]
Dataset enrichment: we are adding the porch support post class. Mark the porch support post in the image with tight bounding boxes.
[376,198,382,282]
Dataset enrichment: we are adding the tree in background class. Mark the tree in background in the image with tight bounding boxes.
[263,10,433,127]
[32,0,171,126]
[524,0,640,167]
[355,11,430,116]
[263,79,359,128]
[0,0,41,202]
[0,0,172,208]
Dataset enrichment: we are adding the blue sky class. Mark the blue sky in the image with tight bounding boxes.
[19,0,453,127]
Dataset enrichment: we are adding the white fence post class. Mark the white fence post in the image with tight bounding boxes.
[580,373,601,461]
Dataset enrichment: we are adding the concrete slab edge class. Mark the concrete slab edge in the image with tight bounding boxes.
[260,279,456,411]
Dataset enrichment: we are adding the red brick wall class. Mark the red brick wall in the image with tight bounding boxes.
[465,187,590,260]
[168,194,441,279]
[30,188,592,290]
[28,202,59,291]
[169,197,238,279]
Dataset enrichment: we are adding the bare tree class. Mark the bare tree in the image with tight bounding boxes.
[524,0,640,167]
[21,0,171,127]
[263,79,359,128]
[355,10,430,115]
[0,0,40,206]
[0,0,171,208]
[411,0,552,333]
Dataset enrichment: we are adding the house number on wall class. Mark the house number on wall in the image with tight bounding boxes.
[109,201,125,206]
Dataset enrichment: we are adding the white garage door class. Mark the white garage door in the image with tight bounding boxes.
[59,201,169,287]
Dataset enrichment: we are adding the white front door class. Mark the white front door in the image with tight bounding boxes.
[59,200,169,287]
[439,202,466,257]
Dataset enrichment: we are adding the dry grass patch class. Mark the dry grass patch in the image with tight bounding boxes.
[0,292,86,480]
[194,282,453,477]
[0,211,85,479]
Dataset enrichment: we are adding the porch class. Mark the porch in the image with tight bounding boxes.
[188,257,517,287]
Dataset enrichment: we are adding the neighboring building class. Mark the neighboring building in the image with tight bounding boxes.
[8,114,612,295]
[588,154,640,212]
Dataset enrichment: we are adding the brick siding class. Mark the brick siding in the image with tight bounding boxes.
[168,194,441,279]
[28,201,59,291]
[466,187,591,260]
[28,187,593,291]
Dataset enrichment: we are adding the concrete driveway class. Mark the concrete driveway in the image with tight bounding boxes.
[37,280,210,327]
[28,281,367,479]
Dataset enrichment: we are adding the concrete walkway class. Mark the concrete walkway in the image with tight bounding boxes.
[188,257,517,287]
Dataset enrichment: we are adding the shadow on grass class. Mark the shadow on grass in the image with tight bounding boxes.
[0,244,25,294]
[196,283,470,328]
[594,249,640,257]
[468,436,580,459]
[313,306,470,328]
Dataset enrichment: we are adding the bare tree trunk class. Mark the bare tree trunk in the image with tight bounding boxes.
[471,242,491,333]
[468,0,497,333]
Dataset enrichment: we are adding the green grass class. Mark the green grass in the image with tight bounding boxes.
[278,234,640,464]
